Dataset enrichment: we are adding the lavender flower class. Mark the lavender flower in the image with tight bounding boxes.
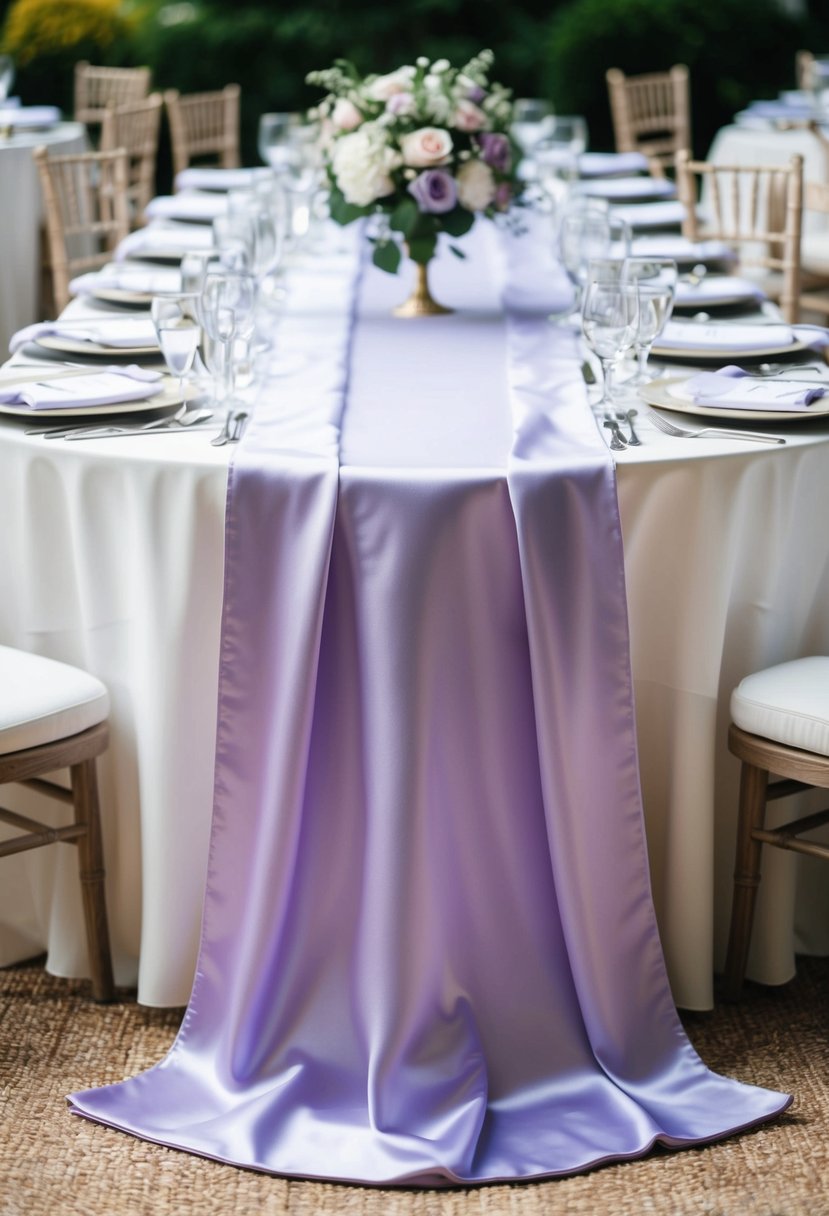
[408,169,458,214]
[477,132,512,174]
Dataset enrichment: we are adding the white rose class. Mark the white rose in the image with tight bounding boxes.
[456,159,496,211]
[332,125,396,206]
[400,127,453,168]
[332,98,363,131]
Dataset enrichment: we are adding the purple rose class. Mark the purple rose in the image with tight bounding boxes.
[477,132,512,175]
[466,84,486,104]
[408,169,457,214]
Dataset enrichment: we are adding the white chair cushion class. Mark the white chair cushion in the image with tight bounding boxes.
[731,656,829,756]
[0,645,109,756]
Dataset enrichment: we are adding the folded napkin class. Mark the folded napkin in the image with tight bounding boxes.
[69,264,183,297]
[144,192,229,223]
[174,166,272,192]
[631,235,736,264]
[115,222,216,261]
[10,317,158,354]
[578,151,650,178]
[578,176,676,201]
[673,365,826,411]
[673,275,765,308]
[610,200,688,229]
[654,321,794,353]
[0,104,61,128]
[0,370,163,411]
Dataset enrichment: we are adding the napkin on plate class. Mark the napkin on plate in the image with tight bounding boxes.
[69,264,183,297]
[9,317,158,354]
[630,235,737,264]
[610,200,688,229]
[671,366,826,411]
[578,151,650,178]
[0,104,61,128]
[0,370,164,410]
[174,166,272,192]
[115,221,216,261]
[578,176,676,201]
[654,321,794,352]
[672,276,766,308]
[144,192,228,223]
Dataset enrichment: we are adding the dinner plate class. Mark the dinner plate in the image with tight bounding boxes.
[0,375,187,420]
[651,325,811,360]
[88,287,155,306]
[578,177,676,202]
[672,276,765,310]
[35,335,160,357]
[639,376,829,422]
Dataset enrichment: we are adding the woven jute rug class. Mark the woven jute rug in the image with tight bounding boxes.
[1,957,828,1216]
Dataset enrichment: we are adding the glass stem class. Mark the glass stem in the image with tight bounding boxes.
[600,356,616,406]
[637,344,651,382]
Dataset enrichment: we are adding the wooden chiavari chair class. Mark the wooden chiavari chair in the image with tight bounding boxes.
[100,92,163,225]
[164,85,241,180]
[606,65,691,177]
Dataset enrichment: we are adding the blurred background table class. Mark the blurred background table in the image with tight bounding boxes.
[0,121,87,354]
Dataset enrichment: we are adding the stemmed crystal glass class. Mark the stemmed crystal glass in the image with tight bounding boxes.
[581,271,639,412]
[150,294,201,412]
[200,271,257,413]
[511,98,555,172]
[556,202,631,323]
[258,112,303,173]
[621,257,678,383]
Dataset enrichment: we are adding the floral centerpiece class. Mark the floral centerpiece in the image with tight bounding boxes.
[306,50,522,313]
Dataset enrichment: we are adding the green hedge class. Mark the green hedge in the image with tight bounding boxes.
[3,0,828,171]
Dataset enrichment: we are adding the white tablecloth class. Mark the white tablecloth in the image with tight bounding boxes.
[0,122,88,355]
[1,247,829,1011]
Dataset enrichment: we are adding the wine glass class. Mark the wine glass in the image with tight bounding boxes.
[621,257,678,383]
[258,112,303,172]
[0,56,14,105]
[581,277,639,412]
[151,294,201,413]
[511,98,555,168]
[556,202,631,324]
[200,271,257,412]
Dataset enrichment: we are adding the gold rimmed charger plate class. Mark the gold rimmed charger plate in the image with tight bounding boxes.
[651,335,812,361]
[35,335,159,357]
[0,372,191,419]
[639,376,829,423]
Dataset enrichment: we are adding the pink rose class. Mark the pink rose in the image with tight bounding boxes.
[452,99,487,132]
[332,98,363,132]
[400,127,453,168]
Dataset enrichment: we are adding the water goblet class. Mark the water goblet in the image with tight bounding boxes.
[511,98,555,171]
[581,278,639,412]
[200,271,257,412]
[621,257,678,382]
[150,294,201,413]
[556,202,629,323]
[258,112,303,173]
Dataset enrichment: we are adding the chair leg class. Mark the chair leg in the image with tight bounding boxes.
[723,760,769,1001]
[71,758,115,1002]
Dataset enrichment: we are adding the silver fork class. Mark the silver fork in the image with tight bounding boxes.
[648,410,785,445]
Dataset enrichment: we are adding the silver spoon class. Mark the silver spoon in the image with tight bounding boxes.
[616,408,642,446]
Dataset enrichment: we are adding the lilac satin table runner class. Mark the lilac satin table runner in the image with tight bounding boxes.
[69,224,789,1186]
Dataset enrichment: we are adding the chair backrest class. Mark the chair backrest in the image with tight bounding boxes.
[34,146,131,312]
[74,61,151,129]
[606,65,691,173]
[796,50,815,90]
[164,85,241,179]
[100,92,163,224]
[675,149,803,324]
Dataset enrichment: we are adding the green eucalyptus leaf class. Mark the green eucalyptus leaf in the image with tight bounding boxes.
[389,197,419,237]
[406,235,438,265]
[373,240,403,274]
[441,208,475,238]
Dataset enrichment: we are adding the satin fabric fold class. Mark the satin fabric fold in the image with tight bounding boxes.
[69,222,790,1185]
